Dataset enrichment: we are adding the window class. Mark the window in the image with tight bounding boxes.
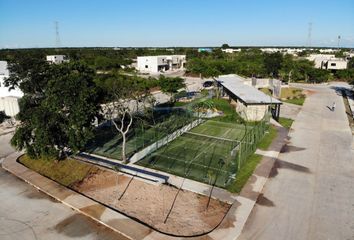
[145,65,148,68]
[331,63,336,66]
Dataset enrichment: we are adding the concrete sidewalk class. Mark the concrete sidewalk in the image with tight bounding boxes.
[2,124,287,240]
[239,83,354,240]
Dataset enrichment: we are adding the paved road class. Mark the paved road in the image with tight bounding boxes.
[240,83,354,240]
[0,133,127,240]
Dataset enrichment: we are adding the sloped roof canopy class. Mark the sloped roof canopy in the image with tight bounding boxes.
[216,75,282,105]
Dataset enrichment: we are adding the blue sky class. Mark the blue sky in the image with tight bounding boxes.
[0,0,353,48]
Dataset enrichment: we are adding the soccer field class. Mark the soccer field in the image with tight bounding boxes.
[137,120,248,187]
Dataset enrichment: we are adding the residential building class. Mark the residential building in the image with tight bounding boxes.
[136,55,186,73]
[221,48,241,53]
[306,54,347,70]
[198,48,213,53]
[46,55,67,64]
[0,61,23,117]
[325,58,348,70]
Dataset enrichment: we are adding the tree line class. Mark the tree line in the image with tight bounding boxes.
[4,53,184,161]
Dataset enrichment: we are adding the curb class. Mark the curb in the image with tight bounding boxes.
[1,126,287,240]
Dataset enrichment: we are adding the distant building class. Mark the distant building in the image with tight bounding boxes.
[0,61,23,117]
[325,58,348,70]
[46,55,68,64]
[221,48,241,53]
[307,54,347,70]
[198,48,213,53]
[136,55,186,73]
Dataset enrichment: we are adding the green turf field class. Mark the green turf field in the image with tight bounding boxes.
[137,120,248,187]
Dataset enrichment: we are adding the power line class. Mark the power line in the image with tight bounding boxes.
[307,22,312,48]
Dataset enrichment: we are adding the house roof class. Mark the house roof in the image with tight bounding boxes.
[216,75,282,105]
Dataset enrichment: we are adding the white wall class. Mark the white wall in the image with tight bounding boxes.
[236,102,268,121]
[0,96,20,117]
[326,60,348,70]
[136,55,186,73]
[46,55,66,64]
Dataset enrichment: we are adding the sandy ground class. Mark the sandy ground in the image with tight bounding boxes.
[72,168,230,236]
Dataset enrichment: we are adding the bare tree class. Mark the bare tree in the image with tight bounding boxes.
[103,78,155,163]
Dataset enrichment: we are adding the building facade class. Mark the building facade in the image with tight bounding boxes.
[306,54,347,70]
[0,61,23,117]
[136,55,186,73]
[46,55,67,64]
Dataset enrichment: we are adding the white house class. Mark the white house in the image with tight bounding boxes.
[326,58,348,70]
[306,54,347,70]
[136,55,186,73]
[221,48,241,53]
[0,61,23,117]
[46,55,67,64]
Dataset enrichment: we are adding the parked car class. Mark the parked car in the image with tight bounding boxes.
[203,81,214,88]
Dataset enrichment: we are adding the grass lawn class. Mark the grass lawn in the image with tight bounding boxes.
[281,87,306,106]
[227,125,278,193]
[259,88,272,96]
[283,98,305,106]
[278,117,294,129]
[137,120,247,187]
[226,154,262,193]
[19,155,99,187]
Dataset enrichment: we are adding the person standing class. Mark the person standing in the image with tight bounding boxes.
[332,102,336,111]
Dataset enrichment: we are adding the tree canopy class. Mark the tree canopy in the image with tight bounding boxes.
[6,59,100,159]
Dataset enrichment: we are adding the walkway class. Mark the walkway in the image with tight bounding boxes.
[239,83,354,240]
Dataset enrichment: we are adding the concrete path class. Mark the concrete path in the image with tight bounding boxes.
[0,167,127,240]
[239,83,354,240]
[0,133,127,240]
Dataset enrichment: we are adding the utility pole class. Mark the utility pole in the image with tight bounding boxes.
[337,35,341,49]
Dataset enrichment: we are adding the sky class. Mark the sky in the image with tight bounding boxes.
[0,0,353,48]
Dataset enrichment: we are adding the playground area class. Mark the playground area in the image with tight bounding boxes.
[71,167,230,236]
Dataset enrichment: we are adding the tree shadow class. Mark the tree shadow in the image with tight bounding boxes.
[269,159,311,178]
[280,144,306,153]
[256,193,275,207]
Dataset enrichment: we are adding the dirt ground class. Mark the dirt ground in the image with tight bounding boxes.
[71,168,230,236]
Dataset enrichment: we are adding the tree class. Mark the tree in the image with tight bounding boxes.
[0,111,10,124]
[159,75,185,102]
[264,52,283,77]
[221,43,230,49]
[102,75,154,163]
[6,59,100,159]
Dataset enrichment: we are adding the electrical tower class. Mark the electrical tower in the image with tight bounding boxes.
[54,21,61,49]
[307,22,312,48]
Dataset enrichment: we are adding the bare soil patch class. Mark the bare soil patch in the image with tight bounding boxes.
[71,168,230,236]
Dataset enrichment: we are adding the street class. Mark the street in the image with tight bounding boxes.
[239,83,354,240]
[0,133,127,240]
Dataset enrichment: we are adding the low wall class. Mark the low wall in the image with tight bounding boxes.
[129,119,204,163]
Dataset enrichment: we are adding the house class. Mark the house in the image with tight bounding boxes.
[46,55,68,64]
[215,74,282,121]
[306,54,347,70]
[325,58,348,70]
[221,48,241,53]
[198,48,213,53]
[0,61,23,117]
[136,55,186,73]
